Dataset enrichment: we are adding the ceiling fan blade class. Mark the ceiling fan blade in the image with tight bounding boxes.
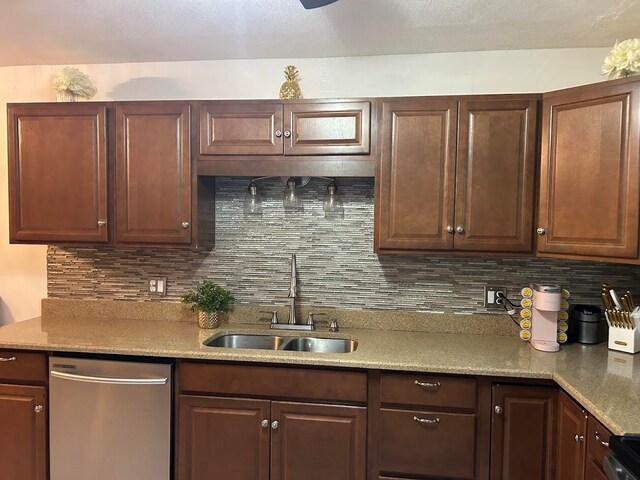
[299,0,339,9]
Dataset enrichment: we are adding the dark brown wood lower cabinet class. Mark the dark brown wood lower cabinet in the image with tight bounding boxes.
[271,401,366,480]
[557,391,588,480]
[178,395,366,480]
[490,385,557,480]
[0,384,47,480]
[379,407,476,479]
[586,415,612,477]
[178,395,271,480]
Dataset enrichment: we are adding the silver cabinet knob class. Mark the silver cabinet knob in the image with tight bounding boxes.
[271,420,279,430]
[261,419,269,428]
[275,130,283,138]
[181,222,190,229]
[456,226,465,234]
[446,225,454,234]
[97,220,107,227]
[34,405,43,413]
[494,405,503,415]
[574,434,585,442]
[537,227,546,235]
[283,130,291,138]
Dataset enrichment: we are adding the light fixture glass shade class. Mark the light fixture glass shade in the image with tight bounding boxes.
[243,182,263,214]
[283,177,303,211]
[323,180,344,219]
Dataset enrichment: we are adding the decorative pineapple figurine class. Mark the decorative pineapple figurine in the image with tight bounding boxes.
[279,65,302,99]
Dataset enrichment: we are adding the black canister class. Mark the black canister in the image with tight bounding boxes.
[569,304,605,344]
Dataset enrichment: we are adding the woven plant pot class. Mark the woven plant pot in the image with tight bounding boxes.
[198,311,219,329]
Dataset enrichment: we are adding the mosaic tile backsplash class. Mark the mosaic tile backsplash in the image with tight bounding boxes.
[48,177,640,314]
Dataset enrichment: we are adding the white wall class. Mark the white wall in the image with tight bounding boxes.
[0,47,610,323]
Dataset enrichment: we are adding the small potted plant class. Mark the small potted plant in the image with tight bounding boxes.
[181,280,234,329]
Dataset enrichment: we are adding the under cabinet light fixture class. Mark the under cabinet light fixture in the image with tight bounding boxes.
[243,180,263,215]
[244,176,342,217]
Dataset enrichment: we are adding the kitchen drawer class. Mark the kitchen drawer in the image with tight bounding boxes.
[587,415,612,470]
[585,457,608,480]
[379,407,476,479]
[179,362,367,403]
[380,372,476,409]
[0,350,46,383]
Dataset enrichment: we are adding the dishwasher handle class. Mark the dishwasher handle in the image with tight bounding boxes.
[50,369,168,385]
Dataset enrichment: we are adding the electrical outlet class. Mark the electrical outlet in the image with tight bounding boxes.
[484,286,507,308]
[148,277,167,296]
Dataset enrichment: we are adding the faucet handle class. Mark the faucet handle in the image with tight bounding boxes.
[329,318,339,332]
[260,310,279,325]
[307,312,326,326]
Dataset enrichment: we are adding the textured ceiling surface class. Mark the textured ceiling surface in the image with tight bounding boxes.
[0,0,638,66]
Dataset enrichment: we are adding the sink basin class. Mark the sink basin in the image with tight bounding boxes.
[280,337,358,353]
[204,334,284,350]
[204,334,357,353]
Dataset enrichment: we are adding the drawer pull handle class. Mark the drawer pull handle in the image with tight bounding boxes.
[595,431,609,447]
[0,356,17,362]
[574,434,585,442]
[413,416,440,425]
[414,380,441,390]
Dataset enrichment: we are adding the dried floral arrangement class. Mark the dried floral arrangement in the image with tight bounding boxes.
[54,67,97,100]
[602,38,640,79]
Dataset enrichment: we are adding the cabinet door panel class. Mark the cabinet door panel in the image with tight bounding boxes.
[271,401,366,480]
[284,101,370,155]
[584,458,607,480]
[586,415,612,471]
[199,101,284,155]
[557,391,587,480]
[538,82,640,258]
[490,385,556,480]
[178,395,270,480]
[8,104,108,242]
[379,408,476,479]
[0,384,46,480]
[377,98,458,250]
[455,99,537,252]
[116,103,192,244]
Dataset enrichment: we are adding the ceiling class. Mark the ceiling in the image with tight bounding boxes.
[0,0,638,67]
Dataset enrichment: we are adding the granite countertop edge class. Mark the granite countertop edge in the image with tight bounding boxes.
[0,316,637,436]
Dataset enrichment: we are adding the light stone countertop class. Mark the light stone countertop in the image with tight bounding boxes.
[0,315,638,436]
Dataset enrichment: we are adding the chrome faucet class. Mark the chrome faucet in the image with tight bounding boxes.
[288,253,298,324]
[268,253,315,331]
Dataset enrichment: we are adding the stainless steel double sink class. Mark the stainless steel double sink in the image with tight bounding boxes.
[204,333,357,354]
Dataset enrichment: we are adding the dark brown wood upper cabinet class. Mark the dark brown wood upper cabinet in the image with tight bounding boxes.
[455,98,537,252]
[115,103,192,245]
[284,101,371,156]
[196,100,375,177]
[556,391,588,480]
[199,101,284,156]
[538,78,640,259]
[8,104,108,243]
[199,100,370,158]
[376,97,458,251]
[490,384,556,480]
[376,95,538,253]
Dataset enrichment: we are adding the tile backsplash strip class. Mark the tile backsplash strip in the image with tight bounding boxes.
[48,177,640,314]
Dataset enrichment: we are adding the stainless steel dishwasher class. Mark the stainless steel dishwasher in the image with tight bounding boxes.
[49,356,171,480]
